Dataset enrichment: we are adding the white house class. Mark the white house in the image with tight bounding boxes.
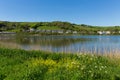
[51,30,64,34]
[58,30,64,34]
[46,30,51,33]
[105,31,111,34]
[97,31,111,35]
[97,31,103,35]
[51,30,57,33]
[29,28,35,32]
[73,31,77,34]
[66,30,71,34]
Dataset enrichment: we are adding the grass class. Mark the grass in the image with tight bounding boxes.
[0,48,120,80]
[37,26,62,30]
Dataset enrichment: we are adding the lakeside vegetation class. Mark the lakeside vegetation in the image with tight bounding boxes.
[0,48,120,80]
[1,21,120,35]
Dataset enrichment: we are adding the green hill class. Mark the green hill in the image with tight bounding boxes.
[0,21,120,34]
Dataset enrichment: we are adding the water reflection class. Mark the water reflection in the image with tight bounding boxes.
[0,34,120,54]
[16,35,93,47]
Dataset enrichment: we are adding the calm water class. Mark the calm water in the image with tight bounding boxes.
[0,34,120,54]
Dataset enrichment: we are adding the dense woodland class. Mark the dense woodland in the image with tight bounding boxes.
[0,21,120,34]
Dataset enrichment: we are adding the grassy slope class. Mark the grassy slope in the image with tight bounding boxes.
[37,26,62,30]
[0,48,120,80]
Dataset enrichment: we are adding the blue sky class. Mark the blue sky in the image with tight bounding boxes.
[0,0,120,26]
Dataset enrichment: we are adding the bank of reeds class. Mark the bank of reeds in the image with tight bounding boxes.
[0,48,120,80]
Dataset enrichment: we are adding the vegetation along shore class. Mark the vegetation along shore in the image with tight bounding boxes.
[1,21,120,35]
[0,48,120,80]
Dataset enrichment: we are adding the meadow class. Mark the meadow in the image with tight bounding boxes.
[0,48,120,80]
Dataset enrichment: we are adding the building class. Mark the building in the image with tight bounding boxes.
[97,31,111,35]
[51,30,57,33]
[29,28,35,32]
[105,31,111,34]
[97,31,103,35]
[66,30,71,34]
[57,30,64,34]
[73,31,77,34]
[46,30,51,33]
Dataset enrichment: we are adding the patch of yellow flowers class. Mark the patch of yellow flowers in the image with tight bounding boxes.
[30,58,57,67]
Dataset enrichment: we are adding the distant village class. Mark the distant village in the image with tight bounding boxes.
[0,27,120,35]
[27,28,120,35]
[29,28,78,34]
[97,31,120,35]
[1,21,120,35]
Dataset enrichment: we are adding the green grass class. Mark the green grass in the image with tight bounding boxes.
[37,26,62,30]
[0,48,120,80]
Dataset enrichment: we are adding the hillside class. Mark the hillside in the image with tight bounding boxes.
[0,21,120,34]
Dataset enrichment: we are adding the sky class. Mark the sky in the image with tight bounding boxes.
[0,0,120,26]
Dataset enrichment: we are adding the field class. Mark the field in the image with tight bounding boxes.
[0,48,120,80]
[37,26,62,30]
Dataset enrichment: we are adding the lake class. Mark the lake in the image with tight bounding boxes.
[0,34,120,54]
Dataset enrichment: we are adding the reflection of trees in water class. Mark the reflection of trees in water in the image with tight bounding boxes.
[15,35,93,47]
[0,34,16,43]
[0,34,95,53]
[0,34,19,48]
[1,34,120,54]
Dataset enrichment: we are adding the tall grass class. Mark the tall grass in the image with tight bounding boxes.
[0,48,120,80]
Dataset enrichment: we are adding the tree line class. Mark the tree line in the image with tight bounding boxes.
[0,21,120,34]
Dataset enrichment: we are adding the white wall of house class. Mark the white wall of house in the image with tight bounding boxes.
[97,31,111,35]
[73,31,77,34]
[106,31,111,34]
[58,30,64,34]
[98,31,103,35]
[30,28,35,32]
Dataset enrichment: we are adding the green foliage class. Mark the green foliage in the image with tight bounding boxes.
[1,21,120,35]
[37,26,61,30]
[0,48,120,80]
